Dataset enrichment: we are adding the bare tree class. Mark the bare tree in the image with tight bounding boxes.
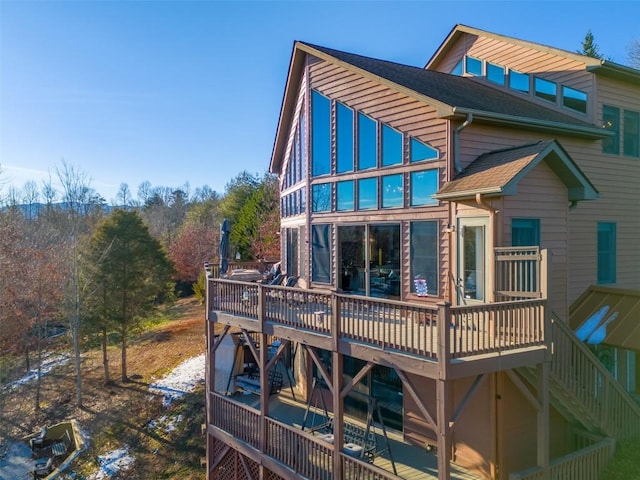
[628,39,640,69]
[115,182,133,208]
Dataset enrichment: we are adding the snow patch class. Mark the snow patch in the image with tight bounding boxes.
[148,414,184,434]
[148,353,205,407]
[4,353,71,390]
[88,445,135,480]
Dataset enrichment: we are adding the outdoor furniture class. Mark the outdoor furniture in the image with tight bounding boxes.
[51,431,71,457]
[33,457,53,477]
[29,427,47,450]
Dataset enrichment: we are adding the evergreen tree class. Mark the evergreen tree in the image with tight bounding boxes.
[579,29,604,59]
[86,209,174,382]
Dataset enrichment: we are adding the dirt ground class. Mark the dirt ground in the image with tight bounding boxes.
[0,297,207,479]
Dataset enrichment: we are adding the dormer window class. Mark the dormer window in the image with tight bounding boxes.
[509,70,530,94]
[465,56,482,76]
[534,77,557,103]
[562,86,587,114]
[486,62,505,85]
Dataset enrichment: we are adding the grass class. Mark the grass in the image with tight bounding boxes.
[601,436,640,480]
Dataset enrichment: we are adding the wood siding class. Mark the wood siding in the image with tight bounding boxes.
[430,32,596,123]
[306,55,451,301]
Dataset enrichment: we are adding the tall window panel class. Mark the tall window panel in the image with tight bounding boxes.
[624,110,640,157]
[410,221,439,296]
[358,113,377,170]
[410,169,438,206]
[311,224,332,284]
[602,105,620,154]
[311,90,331,177]
[337,103,354,173]
[597,222,617,284]
[381,125,402,167]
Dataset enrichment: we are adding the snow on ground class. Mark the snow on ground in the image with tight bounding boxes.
[4,353,71,391]
[148,414,184,434]
[148,353,205,407]
[87,446,135,480]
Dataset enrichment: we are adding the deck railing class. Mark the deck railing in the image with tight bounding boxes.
[508,436,615,480]
[208,278,546,362]
[209,393,392,480]
[550,314,640,438]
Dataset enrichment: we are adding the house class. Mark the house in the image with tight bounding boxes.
[204,25,640,480]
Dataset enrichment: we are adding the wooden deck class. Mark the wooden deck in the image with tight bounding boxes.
[209,390,480,480]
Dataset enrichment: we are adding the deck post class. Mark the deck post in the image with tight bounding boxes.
[536,361,550,480]
[437,302,452,480]
[332,350,344,480]
[259,332,269,455]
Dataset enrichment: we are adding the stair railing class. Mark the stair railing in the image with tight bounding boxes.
[550,313,640,438]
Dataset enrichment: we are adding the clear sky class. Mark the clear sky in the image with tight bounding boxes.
[1,1,639,203]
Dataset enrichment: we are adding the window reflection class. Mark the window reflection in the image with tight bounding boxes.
[358,113,377,170]
[534,77,556,103]
[312,90,331,177]
[337,180,354,211]
[465,56,482,76]
[562,86,587,114]
[410,221,438,296]
[381,125,402,167]
[410,169,438,206]
[487,62,505,85]
[358,177,377,210]
[382,174,403,208]
[410,138,438,163]
[312,183,331,212]
[337,103,354,173]
[509,70,530,93]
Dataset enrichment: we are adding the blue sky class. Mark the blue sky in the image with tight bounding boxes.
[1,1,639,203]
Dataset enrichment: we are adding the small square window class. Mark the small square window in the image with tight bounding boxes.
[465,56,482,76]
[534,77,557,103]
[487,62,505,85]
[562,86,587,114]
[509,70,530,93]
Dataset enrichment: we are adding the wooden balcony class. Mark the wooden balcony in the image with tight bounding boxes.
[206,279,549,379]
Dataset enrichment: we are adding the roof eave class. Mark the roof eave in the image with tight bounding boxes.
[433,187,504,201]
[587,63,640,84]
[449,107,611,139]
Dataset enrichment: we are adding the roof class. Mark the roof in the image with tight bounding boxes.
[270,41,608,174]
[434,140,599,202]
[569,286,640,350]
[426,24,640,85]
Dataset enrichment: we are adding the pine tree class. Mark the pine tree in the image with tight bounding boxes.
[579,29,604,60]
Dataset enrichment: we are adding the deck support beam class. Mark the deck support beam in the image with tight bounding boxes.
[536,361,550,480]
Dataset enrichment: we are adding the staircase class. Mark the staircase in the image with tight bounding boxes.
[518,312,640,439]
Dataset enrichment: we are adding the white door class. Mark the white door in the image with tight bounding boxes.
[458,217,489,304]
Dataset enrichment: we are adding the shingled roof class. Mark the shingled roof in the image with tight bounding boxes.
[302,42,604,134]
[434,140,599,202]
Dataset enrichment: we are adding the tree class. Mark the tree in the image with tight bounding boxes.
[578,29,604,59]
[86,209,174,382]
[628,39,640,69]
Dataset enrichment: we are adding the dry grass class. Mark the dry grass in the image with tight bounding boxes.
[0,297,207,479]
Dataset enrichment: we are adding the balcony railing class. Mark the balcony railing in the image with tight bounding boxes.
[207,279,547,363]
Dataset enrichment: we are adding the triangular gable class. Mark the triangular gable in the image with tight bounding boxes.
[434,140,598,202]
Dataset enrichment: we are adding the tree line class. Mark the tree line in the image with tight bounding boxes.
[0,162,279,411]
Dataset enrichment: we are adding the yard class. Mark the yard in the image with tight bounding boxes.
[0,297,207,479]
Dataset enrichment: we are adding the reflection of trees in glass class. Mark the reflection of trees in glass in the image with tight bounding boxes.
[410,221,438,296]
[312,183,331,212]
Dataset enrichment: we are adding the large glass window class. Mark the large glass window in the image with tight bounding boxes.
[311,224,332,284]
[465,56,482,76]
[410,221,438,296]
[512,218,540,246]
[311,183,331,212]
[381,174,403,208]
[358,113,377,170]
[487,62,505,85]
[410,138,438,163]
[562,86,587,114]
[603,105,620,154]
[311,91,331,177]
[624,109,640,157]
[358,177,377,210]
[381,124,403,167]
[509,70,530,94]
[410,169,438,206]
[534,77,557,103]
[337,103,354,173]
[369,225,400,298]
[336,180,354,211]
[598,222,616,284]
[286,228,299,277]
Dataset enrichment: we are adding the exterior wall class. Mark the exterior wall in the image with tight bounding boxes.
[429,32,596,123]
[305,55,452,301]
[502,161,569,318]
[403,374,494,479]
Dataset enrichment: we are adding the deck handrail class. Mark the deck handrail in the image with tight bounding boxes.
[550,313,640,438]
[508,436,615,480]
[208,278,547,364]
